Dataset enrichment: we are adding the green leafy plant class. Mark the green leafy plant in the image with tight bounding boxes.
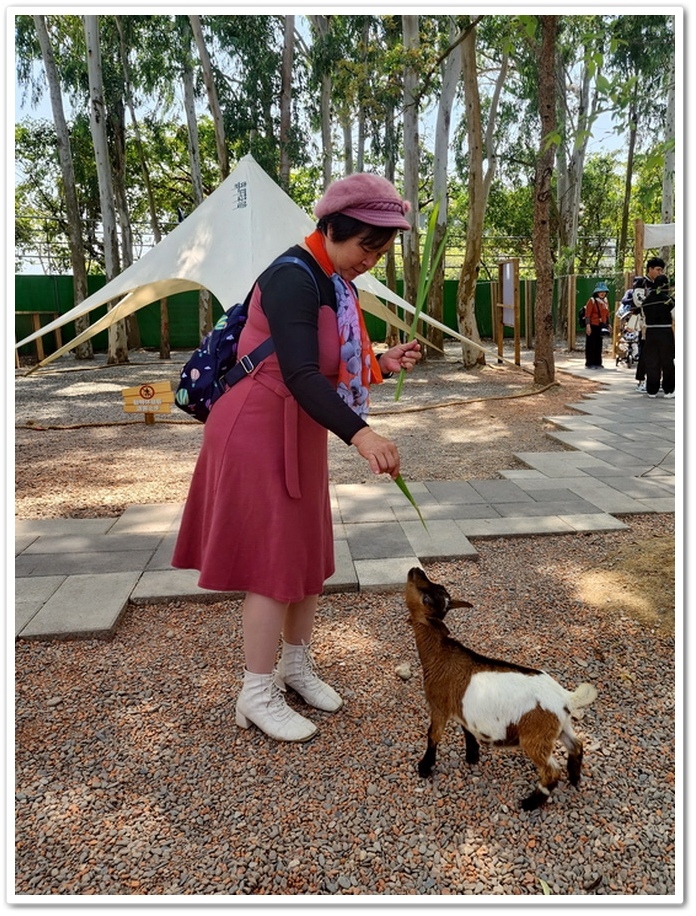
[394,199,448,401]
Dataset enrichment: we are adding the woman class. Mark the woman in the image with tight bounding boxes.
[584,281,611,369]
[172,173,422,742]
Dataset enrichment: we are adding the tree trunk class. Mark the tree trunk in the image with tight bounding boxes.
[279,15,295,189]
[115,15,169,358]
[456,24,486,369]
[661,69,675,273]
[34,15,93,361]
[401,16,420,317]
[309,16,333,189]
[109,97,141,350]
[617,84,639,274]
[189,14,229,180]
[182,43,212,338]
[531,16,558,386]
[83,14,128,365]
[429,18,462,359]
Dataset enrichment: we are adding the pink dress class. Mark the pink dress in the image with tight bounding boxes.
[171,286,340,602]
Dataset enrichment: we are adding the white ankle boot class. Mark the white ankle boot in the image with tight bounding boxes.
[235,669,317,742]
[275,641,343,712]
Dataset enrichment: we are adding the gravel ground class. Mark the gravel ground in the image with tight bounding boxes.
[13,344,679,899]
[15,343,602,518]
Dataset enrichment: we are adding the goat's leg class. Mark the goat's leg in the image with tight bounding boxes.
[560,728,584,786]
[518,709,563,810]
[463,726,480,765]
[418,711,448,778]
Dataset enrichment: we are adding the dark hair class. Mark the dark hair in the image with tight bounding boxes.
[653,274,670,289]
[317,213,398,250]
[646,257,665,270]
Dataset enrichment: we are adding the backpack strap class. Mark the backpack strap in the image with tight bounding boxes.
[219,255,320,392]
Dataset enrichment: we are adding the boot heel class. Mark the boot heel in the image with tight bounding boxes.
[235,706,252,728]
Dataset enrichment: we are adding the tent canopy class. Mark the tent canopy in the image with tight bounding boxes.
[16,154,478,368]
[642,223,676,249]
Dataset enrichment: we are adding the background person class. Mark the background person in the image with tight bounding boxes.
[631,257,665,391]
[172,173,422,743]
[641,274,675,398]
[584,281,611,369]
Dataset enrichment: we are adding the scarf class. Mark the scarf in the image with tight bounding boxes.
[304,230,383,418]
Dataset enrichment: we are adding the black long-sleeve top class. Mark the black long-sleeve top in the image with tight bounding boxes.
[256,245,369,445]
[641,288,675,328]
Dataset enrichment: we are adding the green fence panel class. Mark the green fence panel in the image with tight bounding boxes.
[16,273,615,355]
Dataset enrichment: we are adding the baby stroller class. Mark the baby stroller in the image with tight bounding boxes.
[615,322,640,368]
[615,279,644,369]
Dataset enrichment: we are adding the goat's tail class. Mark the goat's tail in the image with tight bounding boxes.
[568,682,598,717]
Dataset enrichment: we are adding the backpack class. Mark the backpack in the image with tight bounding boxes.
[174,255,319,422]
[578,306,587,328]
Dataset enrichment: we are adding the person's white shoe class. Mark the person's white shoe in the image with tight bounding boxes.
[235,669,317,741]
[648,394,657,398]
[276,641,343,712]
[636,381,646,392]
[664,392,675,399]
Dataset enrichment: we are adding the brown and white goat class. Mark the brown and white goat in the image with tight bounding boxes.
[406,567,597,811]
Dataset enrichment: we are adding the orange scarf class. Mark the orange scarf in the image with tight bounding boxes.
[304,231,383,416]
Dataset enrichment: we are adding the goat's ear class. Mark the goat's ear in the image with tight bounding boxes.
[448,598,474,609]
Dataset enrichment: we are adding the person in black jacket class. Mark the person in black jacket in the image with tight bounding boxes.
[640,274,675,398]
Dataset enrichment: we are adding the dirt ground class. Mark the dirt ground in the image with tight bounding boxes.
[577,528,675,636]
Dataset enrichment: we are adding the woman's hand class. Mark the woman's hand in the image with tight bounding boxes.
[379,340,422,376]
[350,427,401,479]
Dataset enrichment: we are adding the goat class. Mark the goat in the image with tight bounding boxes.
[405,567,597,811]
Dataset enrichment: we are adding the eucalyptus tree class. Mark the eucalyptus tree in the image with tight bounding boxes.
[279,15,295,188]
[527,14,558,386]
[401,15,421,311]
[553,15,608,326]
[189,14,229,180]
[454,15,509,369]
[84,14,128,363]
[114,15,171,358]
[605,15,674,273]
[307,14,335,188]
[176,14,211,338]
[428,14,463,358]
[32,14,92,359]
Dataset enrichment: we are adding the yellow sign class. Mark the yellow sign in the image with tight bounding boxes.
[121,380,174,417]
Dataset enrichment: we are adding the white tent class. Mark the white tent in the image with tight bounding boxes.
[16,154,475,368]
[642,223,676,248]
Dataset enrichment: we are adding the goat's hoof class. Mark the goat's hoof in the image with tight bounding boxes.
[520,790,549,811]
[417,764,433,779]
[465,752,479,765]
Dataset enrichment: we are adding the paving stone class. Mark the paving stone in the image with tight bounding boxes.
[457,516,575,538]
[16,550,155,578]
[130,569,239,604]
[18,572,141,640]
[14,518,117,538]
[324,539,358,593]
[344,522,413,560]
[21,533,163,554]
[108,503,183,534]
[354,557,420,591]
[400,519,479,562]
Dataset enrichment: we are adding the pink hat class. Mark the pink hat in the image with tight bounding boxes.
[314,173,412,230]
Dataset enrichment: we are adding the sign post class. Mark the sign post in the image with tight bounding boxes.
[121,381,174,425]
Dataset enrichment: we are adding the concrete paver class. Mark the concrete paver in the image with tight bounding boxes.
[15,359,677,640]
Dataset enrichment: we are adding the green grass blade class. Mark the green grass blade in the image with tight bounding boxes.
[394,200,447,402]
[394,474,428,530]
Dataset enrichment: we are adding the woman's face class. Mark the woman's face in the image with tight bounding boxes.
[327,229,397,282]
